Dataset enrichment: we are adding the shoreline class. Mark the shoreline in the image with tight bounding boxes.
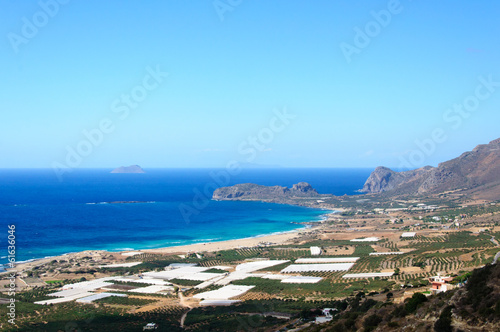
[143,218,326,255]
[8,209,337,274]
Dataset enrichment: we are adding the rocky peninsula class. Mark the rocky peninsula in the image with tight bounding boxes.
[213,182,319,200]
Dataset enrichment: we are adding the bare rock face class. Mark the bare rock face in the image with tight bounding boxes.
[292,182,317,195]
[110,165,145,174]
[212,182,319,200]
[361,166,434,194]
[361,167,405,193]
[361,138,500,198]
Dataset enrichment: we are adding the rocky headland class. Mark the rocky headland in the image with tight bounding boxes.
[212,182,320,203]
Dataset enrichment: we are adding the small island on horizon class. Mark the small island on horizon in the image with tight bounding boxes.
[110,165,146,174]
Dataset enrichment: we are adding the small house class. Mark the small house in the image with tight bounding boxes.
[429,274,454,294]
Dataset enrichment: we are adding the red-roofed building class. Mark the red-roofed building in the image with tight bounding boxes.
[429,274,455,294]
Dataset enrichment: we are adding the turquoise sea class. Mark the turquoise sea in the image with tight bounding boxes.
[0,168,372,265]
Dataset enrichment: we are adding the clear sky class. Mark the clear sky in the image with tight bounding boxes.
[1,0,499,169]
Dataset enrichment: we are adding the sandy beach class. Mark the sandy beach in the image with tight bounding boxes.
[9,220,327,274]
[139,210,339,255]
[144,226,317,255]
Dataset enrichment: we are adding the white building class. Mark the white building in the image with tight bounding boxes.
[310,246,322,255]
[429,274,455,294]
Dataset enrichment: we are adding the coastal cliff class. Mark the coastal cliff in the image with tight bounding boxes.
[361,138,500,198]
[213,182,319,201]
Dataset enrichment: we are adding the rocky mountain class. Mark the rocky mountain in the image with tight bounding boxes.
[212,182,319,200]
[110,165,146,174]
[361,138,500,198]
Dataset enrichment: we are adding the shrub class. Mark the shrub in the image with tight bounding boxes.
[392,305,407,318]
[434,305,454,332]
[359,299,378,313]
[387,321,399,328]
[405,293,427,313]
[363,314,382,332]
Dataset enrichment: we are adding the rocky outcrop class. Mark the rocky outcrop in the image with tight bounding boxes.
[110,165,145,174]
[213,182,319,200]
[361,138,500,198]
[361,166,434,194]
[292,182,318,195]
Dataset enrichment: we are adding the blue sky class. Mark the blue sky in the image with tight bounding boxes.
[1,0,499,169]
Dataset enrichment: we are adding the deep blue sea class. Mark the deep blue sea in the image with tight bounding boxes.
[0,168,371,266]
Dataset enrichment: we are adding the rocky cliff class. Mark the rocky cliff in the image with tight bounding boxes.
[212,182,319,200]
[361,138,500,198]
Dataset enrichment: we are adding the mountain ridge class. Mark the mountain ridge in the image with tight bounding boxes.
[361,138,500,199]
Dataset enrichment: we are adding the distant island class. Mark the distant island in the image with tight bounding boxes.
[110,165,145,174]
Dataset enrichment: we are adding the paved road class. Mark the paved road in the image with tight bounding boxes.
[490,235,500,264]
[493,251,500,265]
